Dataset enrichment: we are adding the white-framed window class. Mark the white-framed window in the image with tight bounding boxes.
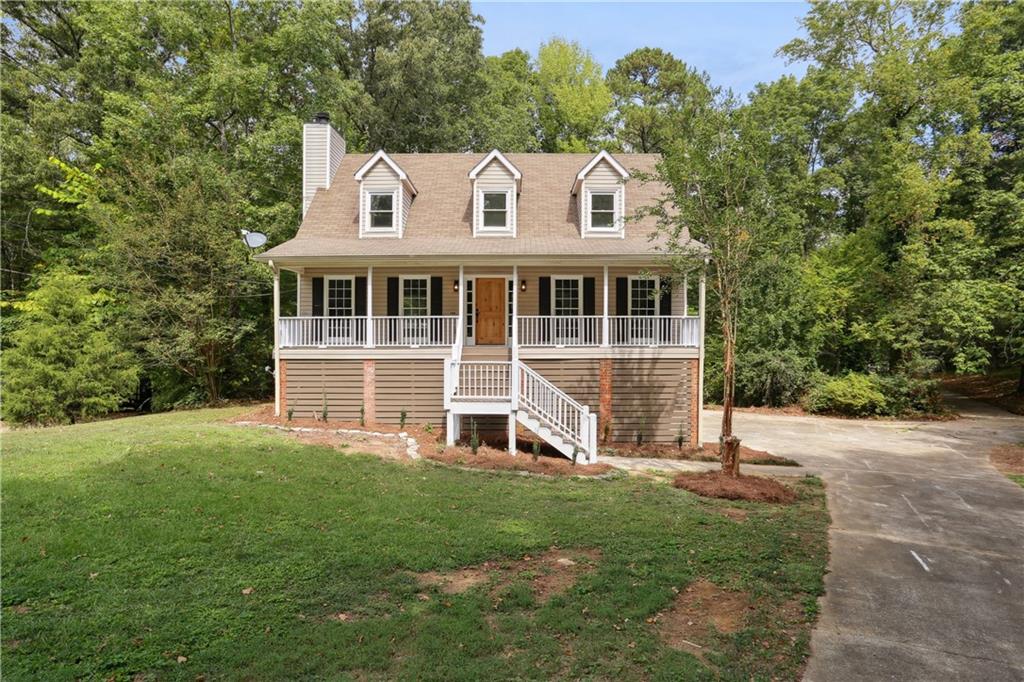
[325,276,354,317]
[507,279,514,340]
[483,192,508,228]
[475,187,515,236]
[590,192,615,228]
[552,276,582,317]
[465,279,474,340]
[400,276,429,316]
[629,276,659,316]
[367,192,395,230]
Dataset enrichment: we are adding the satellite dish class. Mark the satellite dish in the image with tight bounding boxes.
[240,230,268,249]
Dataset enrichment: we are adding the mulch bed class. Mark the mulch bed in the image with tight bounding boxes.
[604,441,799,467]
[429,444,613,477]
[672,471,796,503]
[942,373,1024,416]
[990,443,1024,476]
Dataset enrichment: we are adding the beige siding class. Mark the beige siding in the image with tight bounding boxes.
[581,158,626,236]
[302,124,328,216]
[360,161,402,236]
[375,360,445,425]
[285,360,363,419]
[474,160,517,235]
[611,358,693,443]
[328,127,346,183]
[522,360,601,406]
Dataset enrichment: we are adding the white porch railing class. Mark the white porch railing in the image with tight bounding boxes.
[279,317,367,347]
[518,362,596,461]
[518,315,603,347]
[608,315,699,347]
[278,316,457,348]
[372,316,458,347]
[449,361,511,401]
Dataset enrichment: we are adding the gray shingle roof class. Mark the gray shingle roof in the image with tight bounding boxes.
[258,152,687,262]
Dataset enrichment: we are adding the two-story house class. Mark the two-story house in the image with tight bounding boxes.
[255,114,706,464]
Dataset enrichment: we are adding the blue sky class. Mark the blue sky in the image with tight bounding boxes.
[473,1,811,96]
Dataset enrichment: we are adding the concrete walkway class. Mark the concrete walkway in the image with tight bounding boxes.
[611,397,1024,681]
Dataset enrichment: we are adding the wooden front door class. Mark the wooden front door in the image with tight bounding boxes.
[476,278,506,345]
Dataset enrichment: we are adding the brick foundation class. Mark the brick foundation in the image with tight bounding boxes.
[362,359,376,423]
[278,359,288,416]
[599,358,613,442]
[689,358,700,446]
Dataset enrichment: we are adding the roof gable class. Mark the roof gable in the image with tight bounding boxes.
[572,150,629,194]
[469,149,522,190]
[354,150,417,195]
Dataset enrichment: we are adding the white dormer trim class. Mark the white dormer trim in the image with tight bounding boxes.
[470,150,519,237]
[354,150,417,196]
[469,149,522,192]
[571,150,629,195]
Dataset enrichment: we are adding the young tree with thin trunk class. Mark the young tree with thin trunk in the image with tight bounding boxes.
[642,95,783,476]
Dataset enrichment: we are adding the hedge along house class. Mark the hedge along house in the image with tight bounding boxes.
[255,114,707,464]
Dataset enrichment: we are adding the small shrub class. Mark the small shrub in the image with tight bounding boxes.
[469,418,479,455]
[874,373,942,415]
[532,441,540,462]
[286,407,294,422]
[320,391,329,422]
[635,431,644,446]
[571,445,578,465]
[676,424,685,450]
[602,421,611,443]
[359,403,365,427]
[424,422,433,433]
[399,409,407,429]
[802,373,888,417]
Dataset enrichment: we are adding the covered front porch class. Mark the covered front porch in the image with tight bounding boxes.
[272,263,705,352]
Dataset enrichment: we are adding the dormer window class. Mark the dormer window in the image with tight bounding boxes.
[573,150,629,238]
[469,150,521,237]
[369,192,395,229]
[589,192,616,229]
[354,150,416,238]
[482,191,509,229]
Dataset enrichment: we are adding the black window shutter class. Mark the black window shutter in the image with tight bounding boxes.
[659,284,672,315]
[312,277,324,316]
[615,277,628,315]
[387,277,399,316]
[582,278,596,315]
[430,276,443,315]
[354,277,367,316]
[539,277,551,316]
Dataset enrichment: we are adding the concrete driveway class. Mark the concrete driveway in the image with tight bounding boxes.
[614,397,1024,681]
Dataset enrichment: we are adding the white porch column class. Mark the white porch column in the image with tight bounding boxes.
[509,264,519,455]
[682,275,688,315]
[272,263,281,416]
[366,265,374,348]
[458,265,465,349]
[601,265,610,347]
[698,268,707,444]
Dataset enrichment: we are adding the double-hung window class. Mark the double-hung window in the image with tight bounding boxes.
[482,192,508,229]
[400,276,430,345]
[628,276,659,345]
[368,192,395,230]
[589,192,616,229]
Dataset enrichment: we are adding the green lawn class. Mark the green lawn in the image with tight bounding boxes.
[3,408,829,681]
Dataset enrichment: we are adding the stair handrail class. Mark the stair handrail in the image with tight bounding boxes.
[518,362,592,454]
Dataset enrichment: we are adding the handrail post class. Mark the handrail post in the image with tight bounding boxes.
[366,265,375,348]
[273,264,280,416]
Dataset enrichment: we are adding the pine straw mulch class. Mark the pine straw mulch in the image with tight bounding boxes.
[990,443,1024,476]
[604,441,799,467]
[672,471,797,503]
[428,443,613,477]
[942,372,1024,416]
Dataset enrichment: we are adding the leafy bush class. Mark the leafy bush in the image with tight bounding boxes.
[802,373,888,416]
[2,269,139,424]
[874,374,943,415]
[735,349,816,407]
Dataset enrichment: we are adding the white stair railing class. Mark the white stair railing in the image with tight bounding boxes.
[448,361,512,401]
[517,362,597,463]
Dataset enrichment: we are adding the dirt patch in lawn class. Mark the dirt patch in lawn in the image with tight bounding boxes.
[673,471,796,503]
[990,443,1024,476]
[654,579,753,656]
[428,444,612,477]
[604,441,798,467]
[714,507,750,522]
[414,548,601,603]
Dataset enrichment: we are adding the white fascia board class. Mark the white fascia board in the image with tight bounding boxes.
[354,150,418,196]
[571,150,630,194]
[468,149,523,190]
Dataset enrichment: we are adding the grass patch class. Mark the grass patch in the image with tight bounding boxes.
[3,408,829,680]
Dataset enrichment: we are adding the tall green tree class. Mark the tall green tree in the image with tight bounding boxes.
[1,268,139,424]
[534,38,612,152]
[607,47,711,153]
[470,49,540,151]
